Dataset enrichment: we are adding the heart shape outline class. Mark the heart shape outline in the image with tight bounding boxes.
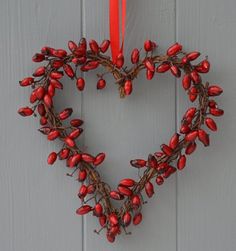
[18,38,224,243]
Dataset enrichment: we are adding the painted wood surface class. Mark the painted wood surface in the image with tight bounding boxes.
[0,0,235,250]
[177,1,236,251]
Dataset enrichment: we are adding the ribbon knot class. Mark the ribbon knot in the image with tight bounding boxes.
[109,0,126,62]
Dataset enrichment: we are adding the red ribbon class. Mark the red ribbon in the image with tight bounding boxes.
[109,0,126,62]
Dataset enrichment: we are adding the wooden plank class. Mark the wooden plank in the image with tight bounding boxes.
[82,0,177,250]
[0,1,83,250]
[177,0,236,250]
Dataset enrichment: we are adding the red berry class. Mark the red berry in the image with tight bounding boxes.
[144,58,155,72]
[167,43,182,56]
[185,142,197,155]
[78,169,87,182]
[133,213,142,225]
[145,181,154,198]
[170,65,181,78]
[189,93,198,102]
[198,129,210,146]
[32,53,45,62]
[109,213,119,226]
[144,40,153,52]
[81,153,94,163]
[169,133,179,149]
[184,107,197,119]
[156,176,164,185]
[100,40,110,53]
[209,108,224,117]
[70,153,82,167]
[59,148,70,160]
[79,38,87,50]
[63,64,74,78]
[47,152,57,165]
[41,46,55,55]
[59,108,73,120]
[64,137,75,147]
[48,84,55,97]
[205,117,217,131]
[124,80,132,95]
[156,63,170,73]
[47,130,60,141]
[182,74,191,90]
[33,66,45,77]
[185,130,198,142]
[87,184,95,194]
[76,77,85,91]
[177,155,186,170]
[81,60,99,71]
[53,49,67,58]
[94,203,103,217]
[40,116,47,125]
[186,51,200,61]
[130,159,147,168]
[131,48,140,64]
[70,119,83,127]
[208,85,223,96]
[146,69,155,80]
[202,60,210,72]
[119,178,135,187]
[181,56,188,64]
[117,185,133,197]
[76,205,92,215]
[195,60,210,73]
[43,94,53,108]
[51,60,64,69]
[99,215,107,227]
[97,79,106,90]
[163,165,176,178]
[18,107,34,116]
[50,79,63,89]
[122,212,132,226]
[157,162,169,173]
[115,53,124,68]
[68,40,77,52]
[148,154,158,169]
[19,77,34,87]
[93,152,106,166]
[50,71,64,80]
[180,124,191,134]
[131,195,141,207]
[110,191,124,200]
[106,232,115,243]
[37,104,46,116]
[69,128,83,139]
[35,86,45,100]
[89,39,99,54]
[161,144,173,156]
[190,70,201,84]
[78,184,88,199]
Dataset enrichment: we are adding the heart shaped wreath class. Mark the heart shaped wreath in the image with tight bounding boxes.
[18,38,224,242]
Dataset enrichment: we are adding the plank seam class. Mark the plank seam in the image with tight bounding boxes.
[80,0,85,251]
[175,0,179,250]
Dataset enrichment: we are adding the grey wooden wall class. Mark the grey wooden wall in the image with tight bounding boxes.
[1,0,236,250]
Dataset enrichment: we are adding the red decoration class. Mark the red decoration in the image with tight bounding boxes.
[109,0,126,62]
[18,38,224,243]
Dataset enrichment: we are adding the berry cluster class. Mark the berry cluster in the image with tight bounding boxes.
[18,38,224,242]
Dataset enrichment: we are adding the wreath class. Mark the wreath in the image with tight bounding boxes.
[18,38,224,243]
